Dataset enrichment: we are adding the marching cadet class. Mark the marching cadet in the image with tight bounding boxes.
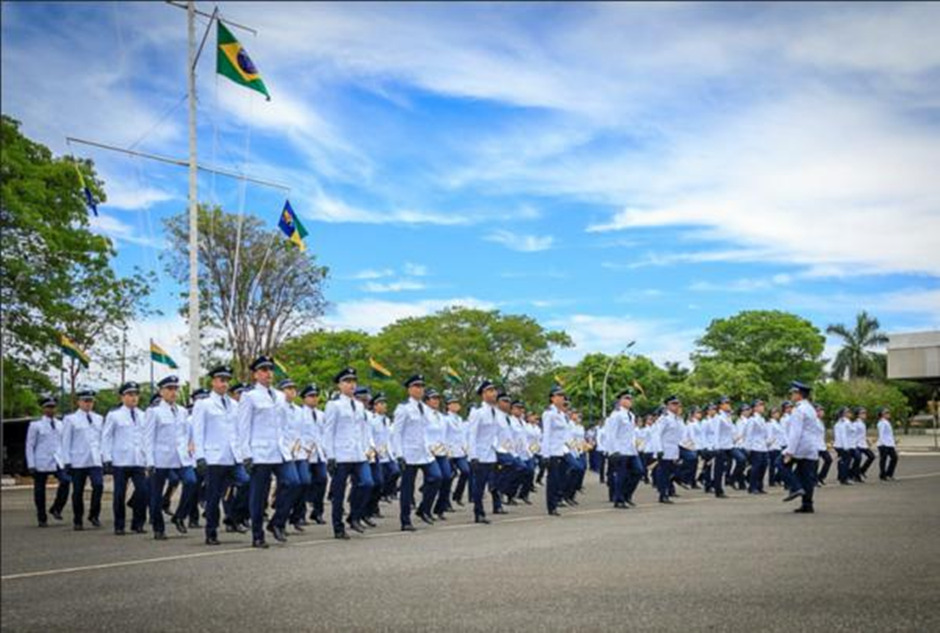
[541,385,570,516]
[296,384,328,526]
[425,389,453,520]
[192,365,247,546]
[712,396,735,499]
[605,390,642,509]
[876,407,899,481]
[278,379,307,532]
[26,395,69,527]
[743,400,770,494]
[678,406,701,489]
[445,393,470,509]
[656,395,683,504]
[358,388,383,523]
[145,375,197,540]
[814,404,833,486]
[636,415,653,484]
[368,392,396,518]
[226,381,251,530]
[698,403,718,492]
[324,367,374,539]
[782,381,824,512]
[493,392,522,510]
[525,412,543,496]
[766,407,783,487]
[468,380,500,523]
[730,404,750,490]
[391,375,440,531]
[236,356,300,548]
[510,400,535,505]
[833,407,853,485]
[61,389,104,530]
[559,403,585,506]
[854,407,876,481]
[102,382,150,535]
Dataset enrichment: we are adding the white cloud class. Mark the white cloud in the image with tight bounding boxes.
[547,314,698,367]
[321,297,497,333]
[103,185,175,211]
[348,268,395,280]
[485,229,555,252]
[403,262,429,277]
[360,280,427,293]
[88,214,166,249]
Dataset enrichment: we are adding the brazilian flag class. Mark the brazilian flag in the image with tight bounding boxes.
[369,358,392,380]
[442,366,462,385]
[217,21,271,100]
[59,334,90,369]
[273,358,290,380]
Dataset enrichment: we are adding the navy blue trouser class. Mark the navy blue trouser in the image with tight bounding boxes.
[849,448,862,480]
[793,458,818,510]
[400,461,440,526]
[250,461,300,541]
[305,461,329,519]
[730,448,748,488]
[679,448,698,485]
[287,460,312,524]
[748,451,768,492]
[381,460,401,498]
[859,448,875,477]
[432,456,453,515]
[329,461,372,533]
[767,449,781,484]
[367,461,385,516]
[205,464,249,538]
[878,447,898,479]
[112,466,149,531]
[545,456,565,512]
[817,450,833,482]
[470,461,494,518]
[32,469,70,523]
[712,450,729,496]
[656,459,676,500]
[451,457,470,502]
[563,452,585,500]
[70,466,103,526]
[150,466,197,533]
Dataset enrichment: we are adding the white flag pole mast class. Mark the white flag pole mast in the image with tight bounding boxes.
[186,0,200,392]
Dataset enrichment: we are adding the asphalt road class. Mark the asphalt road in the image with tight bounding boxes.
[2,455,939,632]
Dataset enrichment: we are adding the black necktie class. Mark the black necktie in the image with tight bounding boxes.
[130,409,137,423]
[222,397,228,410]
[267,388,275,402]
[418,402,424,415]
[86,413,92,425]
[51,419,56,431]
[351,400,357,413]
[171,404,178,416]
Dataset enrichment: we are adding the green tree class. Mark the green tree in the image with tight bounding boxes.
[694,310,825,395]
[163,205,329,380]
[826,311,889,380]
[679,359,773,405]
[275,330,377,397]
[1,115,151,412]
[814,379,910,428]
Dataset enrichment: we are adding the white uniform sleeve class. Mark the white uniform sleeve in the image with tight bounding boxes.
[467,408,480,461]
[236,395,253,462]
[143,407,157,468]
[192,401,207,462]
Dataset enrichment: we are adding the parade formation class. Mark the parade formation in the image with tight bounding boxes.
[25,356,902,548]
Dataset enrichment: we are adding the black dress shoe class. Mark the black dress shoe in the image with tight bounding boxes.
[73,524,84,531]
[252,539,269,548]
[614,502,626,509]
[154,532,168,541]
[418,512,434,525]
[548,510,561,516]
[172,517,188,534]
[506,498,517,506]
[434,513,448,521]
[206,536,220,546]
[225,523,247,534]
[715,493,728,499]
[493,508,508,515]
[347,520,365,533]
[659,498,674,504]
[474,516,491,524]
[361,517,377,528]
[114,528,126,535]
[373,510,384,519]
[89,517,101,528]
[401,524,417,532]
[296,517,308,526]
[626,500,636,507]
[782,489,805,503]
[334,531,350,540]
[291,522,305,533]
[794,507,815,514]
[188,519,200,529]
[49,509,63,521]
[312,515,326,525]
[267,524,288,542]
[521,497,532,505]
[132,526,148,534]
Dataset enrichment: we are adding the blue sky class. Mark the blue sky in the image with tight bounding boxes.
[2,2,939,379]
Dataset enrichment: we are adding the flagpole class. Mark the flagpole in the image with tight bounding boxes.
[150,339,155,393]
[59,353,65,417]
[186,0,201,392]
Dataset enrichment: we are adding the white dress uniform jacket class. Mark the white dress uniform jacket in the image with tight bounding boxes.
[700,416,717,451]
[540,405,569,458]
[877,418,896,448]
[744,414,770,452]
[391,398,433,465]
[766,419,783,451]
[657,412,682,460]
[281,402,306,461]
[236,384,291,465]
[495,410,516,455]
[192,391,239,466]
[511,416,530,458]
[714,412,735,450]
[425,408,448,456]
[605,408,638,456]
[371,413,392,463]
[102,405,147,467]
[324,393,370,464]
[145,400,194,469]
[61,410,103,468]
[525,423,542,455]
[445,413,467,458]
[26,416,63,472]
[468,402,500,463]
[851,420,869,449]
[784,400,824,460]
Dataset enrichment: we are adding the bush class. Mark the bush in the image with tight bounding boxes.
[814,379,910,425]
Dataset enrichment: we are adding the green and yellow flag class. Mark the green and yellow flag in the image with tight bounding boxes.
[554,374,566,387]
[632,379,646,397]
[217,21,271,100]
[442,366,462,385]
[150,340,178,369]
[59,334,90,369]
[369,358,392,380]
[273,358,289,379]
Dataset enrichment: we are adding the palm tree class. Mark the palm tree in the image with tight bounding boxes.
[826,311,889,380]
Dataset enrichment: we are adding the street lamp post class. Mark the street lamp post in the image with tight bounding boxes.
[602,340,635,417]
